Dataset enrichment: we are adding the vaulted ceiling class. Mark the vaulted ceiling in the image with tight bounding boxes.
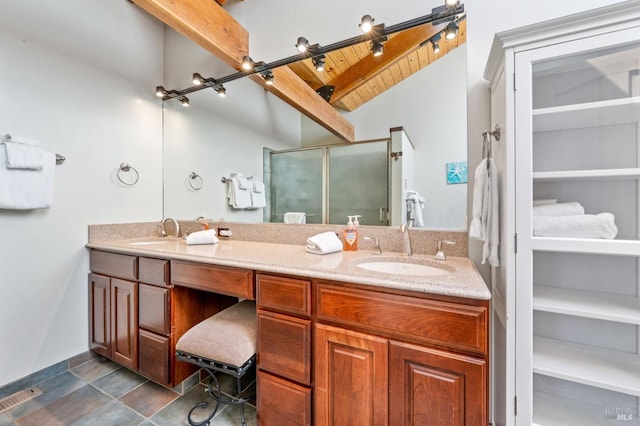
[131,0,465,140]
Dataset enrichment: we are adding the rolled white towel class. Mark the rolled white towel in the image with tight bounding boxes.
[306,231,343,255]
[533,199,557,206]
[533,212,617,239]
[186,229,219,245]
[533,202,584,216]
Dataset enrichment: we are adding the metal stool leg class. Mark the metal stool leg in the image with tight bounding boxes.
[237,375,247,426]
[187,370,222,426]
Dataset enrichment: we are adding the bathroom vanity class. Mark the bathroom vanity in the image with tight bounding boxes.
[87,232,489,425]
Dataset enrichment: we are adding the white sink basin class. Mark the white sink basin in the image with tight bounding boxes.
[356,260,453,276]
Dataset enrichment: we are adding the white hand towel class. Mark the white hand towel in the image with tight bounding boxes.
[469,159,488,240]
[482,159,500,267]
[235,174,250,190]
[533,202,584,216]
[227,176,252,209]
[186,229,219,245]
[405,190,425,227]
[0,148,55,209]
[284,212,306,224]
[306,231,343,255]
[250,179,266,209]
[533,198,557,206]
[533,212,617,239]
[4,142,44,170]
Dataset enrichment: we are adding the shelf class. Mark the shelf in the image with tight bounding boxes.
[533,286,640,325]
[533,391,640,425]
[533,336,640,396]
[530,237,640,256]
[533,97,640,132]
[532,168,640,182]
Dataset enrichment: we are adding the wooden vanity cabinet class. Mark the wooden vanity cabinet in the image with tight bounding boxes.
[89,251,138,370]
[256,273,312,425]
[314,280,489,426]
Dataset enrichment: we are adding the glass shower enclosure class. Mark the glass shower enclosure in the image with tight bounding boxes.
[267,140,390,226]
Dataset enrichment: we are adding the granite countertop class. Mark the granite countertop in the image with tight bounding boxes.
[87,236,490,300]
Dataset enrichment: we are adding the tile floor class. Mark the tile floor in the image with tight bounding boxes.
[0,356,256,426]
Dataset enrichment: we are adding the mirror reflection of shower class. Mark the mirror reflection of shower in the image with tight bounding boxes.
[266,140,391,226]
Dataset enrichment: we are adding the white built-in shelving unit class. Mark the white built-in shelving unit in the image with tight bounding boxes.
[485,2,640,425]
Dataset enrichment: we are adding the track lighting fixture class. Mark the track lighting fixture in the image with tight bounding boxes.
[371,41,384,57]
[312,55,326,72]
[445,20,459,40]
[155,4,464,105]
[241,56,254,71]
[192,73,205,85]
[262,71,274,85]
[295,37,310,53]
[155,86,167,98]
[359,15,375,33]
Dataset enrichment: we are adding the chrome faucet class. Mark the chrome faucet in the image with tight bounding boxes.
[400,223,412,256]
[362,236,382,255]
[434,240,456,261]
[161,217,180,237]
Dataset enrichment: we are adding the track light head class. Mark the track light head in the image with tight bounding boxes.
[155,85,167,98]
[295,37,310,53]
[241,56,254,71]
[192,73,204,85]
[179,96,189,107]
[262,71,274,85]
[432,40,440,54]
[215,85,226,97]
[359,15,374,33]
[371,41,384,57]
[445,0,460,9]
[312,55,326,72]
[445,20,459,40]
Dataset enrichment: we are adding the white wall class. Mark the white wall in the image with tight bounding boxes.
[0,1,164,386]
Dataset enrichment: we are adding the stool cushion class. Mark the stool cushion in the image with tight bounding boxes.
[176,300,256,367]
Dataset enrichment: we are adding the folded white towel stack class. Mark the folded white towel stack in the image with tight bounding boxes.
[0,141,55,210]
[250,179,266,209]
[532,198,557,206]
[306,231,343,255]
[533,212,617,239]
[186,229,219,245]
[227,176,252,209]
[5,142,44,170]
[284,212,306,224]
[533,202,584,216]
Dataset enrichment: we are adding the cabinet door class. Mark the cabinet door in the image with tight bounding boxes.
[389,340,487,426]
[110,278,138,370]
[89,273,110,357]
[139,283,170,336]
[314,323,388,426]
[138,329,170,385]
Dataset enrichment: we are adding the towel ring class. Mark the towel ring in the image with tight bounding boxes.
[189,172,203,190]
[117,162,139,186]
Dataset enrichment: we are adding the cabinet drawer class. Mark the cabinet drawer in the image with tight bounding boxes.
[90,250,138,281]
[139,284,171,336]
[138,329,171,386]
[316,282,488,355]
[171,260,254,299]
[258,310,311,385]
[139,257,170,287]
[257,370,311,426]
[257,274,311,316]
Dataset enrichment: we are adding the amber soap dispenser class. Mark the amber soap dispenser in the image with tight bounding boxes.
[343,215,360,251]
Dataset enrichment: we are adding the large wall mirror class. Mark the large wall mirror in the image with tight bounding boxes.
[162,8,468,230]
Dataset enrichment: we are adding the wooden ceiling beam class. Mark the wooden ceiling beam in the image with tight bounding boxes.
[328,23,445,105]
[131,0,354,142]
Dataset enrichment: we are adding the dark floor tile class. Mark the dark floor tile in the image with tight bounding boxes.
[70,357,120,383]
[151,384,211,426]
[119,381,179,418]
[138,421,157,426]
[15,385,111,426]
[71,400,144,426]
[212,403,257,426]
[0,361,67,400]
[91,367,147,399]
[68,351,99,369]
[8,372,85,419]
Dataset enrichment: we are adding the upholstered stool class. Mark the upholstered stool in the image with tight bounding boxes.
[176,300,257,426]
